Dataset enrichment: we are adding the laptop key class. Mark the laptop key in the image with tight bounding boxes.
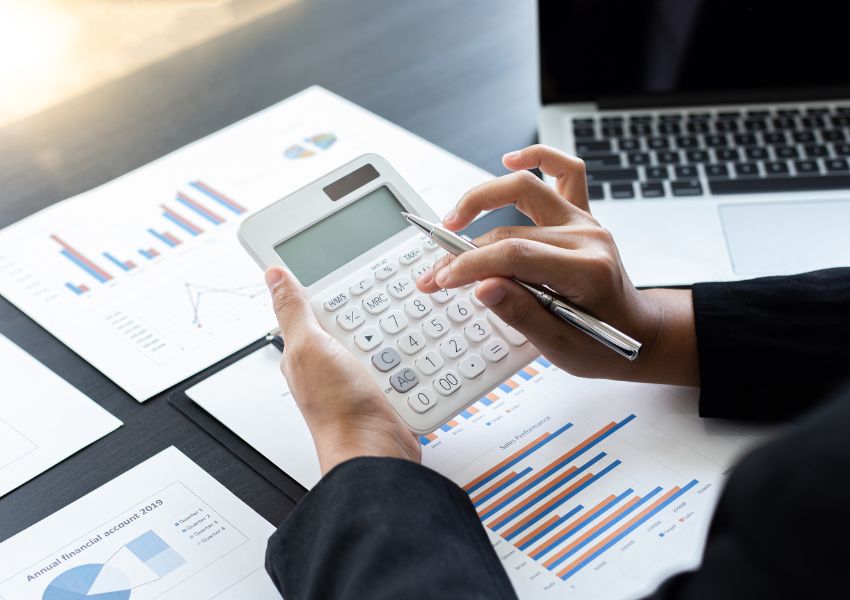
[804,145,828,158]
[630,123,652,136]
[602,125,624,137]
[583,154,621,167]
[794,160,818,173]
[718,111,741,119]
[573,127,597,139]
[675,136,698,149]
[587,184,605,200]
[705,134,728,147]
[801,116,825,128]
[765,161,790,176]
[746,147,769,160]
[576,140,612,154]
[618,138,640,151]
[709,175,850,194]
[822,129,846,142]
[716,148,740,161]
[601,116,624,125]
[640,182,665,197]
[774,146,799,159]
[825,158,849,172]
[627,152,650,165]
[610,183,635,199]
[573,118,594,126]
[714,120,739,132]
[806,107,829,116]
[734,162,760,177]
[733,133,758,146]
[645,166,669,180]
[671,180,703,197]
[659,113,682,122]
[792,131,815,143]
[648,137,669,150]
[746,110,770,118]
[658,122,681,135]
[674,165,698,179]
[763,132,787,145]
[772,117,796,130]
[687,121,709,133]
[705,164,730,179]
[686,149,710,162]
[586,168,639,183]
[834,143,850,156]
[777,108,800,117]
[656,151,681,164]
[744,119,767,131]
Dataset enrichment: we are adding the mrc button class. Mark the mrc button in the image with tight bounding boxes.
[323,292,349,312]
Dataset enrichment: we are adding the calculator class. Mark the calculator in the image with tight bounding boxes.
[238,154,539,434]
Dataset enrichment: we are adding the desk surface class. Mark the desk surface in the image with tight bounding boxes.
[0,0,538,540]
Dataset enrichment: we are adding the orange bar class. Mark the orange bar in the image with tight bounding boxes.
[447,419,459,427]
[501,473,593,539]
[467,406,479,414]
[543,495,642,569]
[463,432,550,491]
[525,365,539,376]
[515,515,561,548]
[487,468,581,529]
[425,433,438,441]
[471,471,518,505]
[486,392,499,401]
[529,494,616,558]
[505,379,519,389]
[556,487,681,578]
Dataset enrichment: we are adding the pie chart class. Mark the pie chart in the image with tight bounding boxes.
[42,564,131,600]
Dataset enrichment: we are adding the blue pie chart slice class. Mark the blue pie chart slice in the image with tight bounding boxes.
[43,564,131,600]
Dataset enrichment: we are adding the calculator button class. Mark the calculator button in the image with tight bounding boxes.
[379,310,408,335]
[354,327,383,351]
[399,247,423,265]
[470,290,485,308]
[431,288,456,304]
[407,389,438,413]
[422,315,451,339]
[487,312,528,346]
[432,370,463,396]
[375,261,398,281]
[362,290,391,315]
[411,261,433,281]
[482,338,509,363]
[398,330,427,355]
[464,319,492,343]
[389,367,419,393]
[446,299,473,323]
[415,350,444,375]
[421,237,438,251]
[387,276,415,299]
[458,354,486,379]
[323,292,349,312]
[440,334,468,359]
[349,275,374,296]
[404,295,433,319]
[371,347,401,372]
[336,306,365,331]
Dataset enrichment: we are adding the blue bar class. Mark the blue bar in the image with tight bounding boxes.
[548,486,663,572]
[499,383,513,393]
[419,436,431,445]
[481,452,606,521]
[162,212,200,236]
[556,414,636,470]
[518,370,534,380]
[440,423,452,433]
[102,252,131,272]
[480,397,493,406]
[60,249,108,283]
[176,194,224,225]
[537,356,552,368]
[189,181,243,215]
[148,228,177,247]
[560,480,699,580]
[472,467,533,507]
[461,410,473,419]
[527,488,633,555]
[516,504,584,551]
[65,282,85,295]
[503,459,621,539]
[466,422,573,495]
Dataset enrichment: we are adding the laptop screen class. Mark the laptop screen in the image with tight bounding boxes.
[539,0,850,106]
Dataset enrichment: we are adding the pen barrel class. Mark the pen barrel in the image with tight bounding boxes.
[548,298,642,360]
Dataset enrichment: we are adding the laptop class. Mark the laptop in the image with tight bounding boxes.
[537,0,850,286]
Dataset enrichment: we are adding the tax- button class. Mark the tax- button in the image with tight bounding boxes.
[323,291,348,312]
[362,290,391,315]
[371,347,401,372]
[389,368,419,393]
[399,247,423,265]
[407,389,438,414]
[354,327,383,351]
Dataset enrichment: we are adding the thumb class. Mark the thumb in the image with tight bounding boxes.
[265,266,322,342]
[474,277,562,342]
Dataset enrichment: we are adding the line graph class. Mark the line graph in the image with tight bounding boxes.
[185,283,267,327]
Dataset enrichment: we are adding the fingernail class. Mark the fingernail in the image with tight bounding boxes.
[442,209,457,224]
[503,150,521,160]
[434,268,450,287]
[265,267,285,290]
[475,283,505,306]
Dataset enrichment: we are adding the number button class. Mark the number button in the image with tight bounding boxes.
[389,367,419,393]
[458,354,486,379]
[336,306,365,331]
[349,275,374,296]
[407,389,438,413]
[464,319,492,343]
[399,247,423,265]
[380,310,408,335]
[397,330,426,355]
[362,289,391,315]
[415,350,444,375]
[487,312,528,346]
[404,294,433,319]
[482,338,509,363]
[431,288,456,304]
[411,261,433,281]
[354,327,383,351]
[422,315,450,339]
[323,291,348,312]
[375,260,398,281]
[432,370,462,396]
[387,276,415,299]
[446,299,473,323]
[440,334,468,359]
[371,347,401,372]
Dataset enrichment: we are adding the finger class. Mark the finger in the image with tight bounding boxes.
[474,277,566,344]
[502,145,590,213]
[442,169,580,231]
[473,225,583,251]
[265,266,324,344]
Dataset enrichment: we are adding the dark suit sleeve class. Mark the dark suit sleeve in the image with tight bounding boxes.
[692,267,850,419]
[265,456,518,600]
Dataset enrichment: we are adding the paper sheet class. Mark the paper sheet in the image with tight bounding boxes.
[0,87,490,401]
[0,334,122,497]
[187,347,776,600]
[0,447,281,599]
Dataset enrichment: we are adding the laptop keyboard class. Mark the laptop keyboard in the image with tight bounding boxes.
[567,103,850,200]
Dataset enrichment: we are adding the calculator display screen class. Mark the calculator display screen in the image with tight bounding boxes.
[274,185,409,286]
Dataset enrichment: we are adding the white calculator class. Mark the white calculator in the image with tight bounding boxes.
[238,154,539,434]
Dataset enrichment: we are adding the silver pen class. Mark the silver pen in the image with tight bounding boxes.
[401,212,641,360]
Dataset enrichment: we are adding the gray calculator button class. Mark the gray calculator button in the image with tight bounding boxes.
[363,289,391,315]
[432,369,462,396]
[387,276,415,299]
[458,353,486,379]
[399,247,423,265]
[390,367,419,393]
[323,291,349,312]
[407,389,438,413]
[371,347,401,372]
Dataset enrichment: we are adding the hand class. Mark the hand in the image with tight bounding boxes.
[417,145,698,385]
[265,266,421,474]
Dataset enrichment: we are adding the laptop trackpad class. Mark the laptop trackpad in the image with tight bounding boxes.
[719,199,850,275]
